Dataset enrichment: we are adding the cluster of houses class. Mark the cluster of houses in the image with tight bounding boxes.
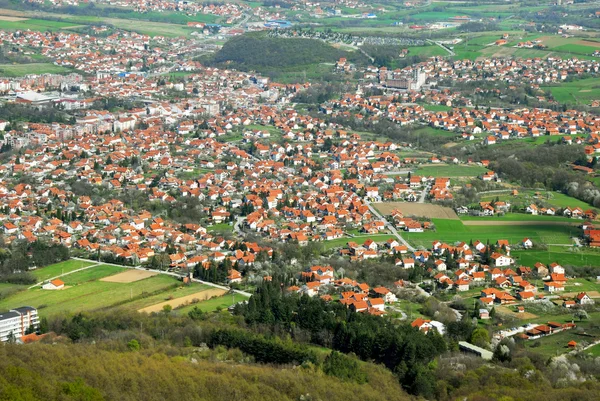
[289,264,398,316]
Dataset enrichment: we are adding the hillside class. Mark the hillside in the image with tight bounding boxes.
[0,342,412,401]
[207,33,363,81]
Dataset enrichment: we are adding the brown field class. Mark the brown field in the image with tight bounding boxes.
[100,269,158,283]
[496,305,538,320]
[462,220,578,226]
[562,291,600,298]
[373,202,459,219]
[0,9,27,17]
[0,15,27,21]
[138,288,227,313]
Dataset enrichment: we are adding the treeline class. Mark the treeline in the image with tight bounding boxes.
[362,45,433,69]
[0,103,73,126]
[0,240,69,284]
[235,281,447,397]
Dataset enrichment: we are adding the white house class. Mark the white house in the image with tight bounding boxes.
[42,279,65,290]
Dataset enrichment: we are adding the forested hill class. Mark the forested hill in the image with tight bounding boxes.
[207,33,364,78]
[0,342,412,401]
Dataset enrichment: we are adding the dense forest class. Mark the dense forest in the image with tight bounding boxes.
[207,33,364,79]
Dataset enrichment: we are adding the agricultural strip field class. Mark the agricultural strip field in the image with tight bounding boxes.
[460,213,576,223]
[0,63,71,77]
[31,259,97,282]
[415,164,488,177]
[542,77,600,105]
[513,247,600,269]
[0,269,182,317]
[373,202,459,219]
[478,190,593,211]
[101,269,158,283]
[176,292,250,314]
[139,288,227,313]
[405,218,579,248]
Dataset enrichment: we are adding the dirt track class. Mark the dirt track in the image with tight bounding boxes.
[462,220,579,226]
[101,270,158,283]
[373,202,459,219]
[138,288,227,313]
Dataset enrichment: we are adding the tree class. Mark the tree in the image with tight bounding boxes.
[127,339,140,351]
[574,309,589,321]
[470,327,490,348]
[162,304,172,314]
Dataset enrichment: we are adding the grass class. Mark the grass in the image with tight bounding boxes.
[415,165,488,178]
[460,213,577,223]
[324,234,397,250]
[479,190,594,211]
[60,265,125,285]
[207,223,233,232]
[407,218,579,248]
[124,283,212,311]
[524,312,600,357]
[0,18,78,31]
[176,292,250,314]
[586,343,600,357]
[0,273,181,317]
[0,63,71,77]
[513,248,600,269]
[31,260,97,282]
[542,77,600,106]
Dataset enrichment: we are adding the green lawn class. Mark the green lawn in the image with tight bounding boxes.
[60,265,125,286]
[542,77,600,105]
[415,165,488,178]
[124,283,212,311]
[479,190,594,212]
[512,248,600,269]
[407,218,579,248]
[176,292,249,314]
[460,213,576,223]
[207,223,233,232]
[32,260,97,282]
[324,234,397,250]
[0,274,181,317]
[525,312,600,357]
[586,343,600,357]
[0,63,71,77]
[0,18,79,31]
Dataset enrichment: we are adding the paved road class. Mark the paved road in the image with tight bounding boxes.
[418,184,430,203]
[364,199,415,251]
[71,257,252,297]
[427,39,455,56]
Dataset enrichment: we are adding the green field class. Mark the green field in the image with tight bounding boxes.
[479,189,594,211]
[460,213,576,223]
[586,343,600,357]
[524,312,600,357]
[324,234,397,250]
[31,260,97,282]
[60,265,125,285]
[542,77,600,105]
[415,164,488,177]
[0,63,71,77]
[0,18,79,31]
[0,272,182,317]
[407,218,579,247]
[124,282,212,311]
[513,248,600,269]
[177,292,250,314]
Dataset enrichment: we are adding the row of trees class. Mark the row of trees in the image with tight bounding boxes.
[0,239,69,284]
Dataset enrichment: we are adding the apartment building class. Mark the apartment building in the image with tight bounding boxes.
[0,306,39,342]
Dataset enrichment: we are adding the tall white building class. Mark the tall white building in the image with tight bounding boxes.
[0,306,39,342]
